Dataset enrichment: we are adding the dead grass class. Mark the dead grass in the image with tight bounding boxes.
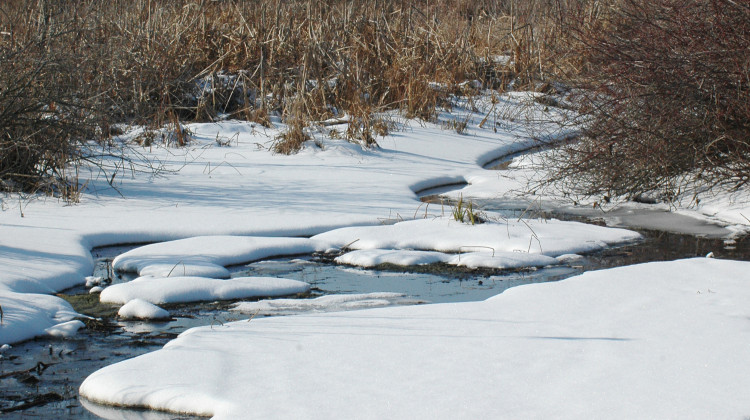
[0,0,591,194]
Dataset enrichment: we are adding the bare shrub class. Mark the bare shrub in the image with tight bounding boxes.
[545,0,750,200]
[0,2,104,194]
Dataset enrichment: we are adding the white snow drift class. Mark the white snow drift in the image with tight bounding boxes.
[0,291,84,344]
[99,276,310,305]
[80,258,750,419]
[231,292,420,316]
[112,236,326,278]
[118,299,170,320]
[109,217,640,278]
[314,217,642,256]
[335,248,560,269]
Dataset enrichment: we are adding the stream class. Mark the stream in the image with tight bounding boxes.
[2,222,748,418]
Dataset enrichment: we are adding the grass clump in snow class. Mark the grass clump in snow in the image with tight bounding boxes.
[451,195,482,225]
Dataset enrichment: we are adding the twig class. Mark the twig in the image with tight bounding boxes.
[457,245,495,261]
[246,309,261,322]
[166,261,185,277]
[342,238,360,250]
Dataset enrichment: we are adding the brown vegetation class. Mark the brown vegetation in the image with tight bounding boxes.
[3,0,565,194]
[3,0,746,200]
[545,0,750,201]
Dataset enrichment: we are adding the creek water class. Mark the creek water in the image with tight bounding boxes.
[2,211,748,418]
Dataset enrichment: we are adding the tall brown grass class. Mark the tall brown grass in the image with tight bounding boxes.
[0,0,592,195]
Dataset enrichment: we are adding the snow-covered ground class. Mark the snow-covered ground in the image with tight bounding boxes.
[0,92,583,345]
[451,149,750,238]
[1,90,748,418]
[80,258,750,419]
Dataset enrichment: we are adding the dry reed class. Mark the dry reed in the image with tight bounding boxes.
[0,0,592,194]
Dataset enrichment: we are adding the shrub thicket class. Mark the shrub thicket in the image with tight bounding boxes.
[546,0,750,201]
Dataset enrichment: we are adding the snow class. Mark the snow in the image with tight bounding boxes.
[335,249,449,266]
[44,320,85,337]
[112,236,326,277]
[449,149,750,238]
[0,291,84,345]
[118,299,170,320]
[232,292,420,316]
[85,276,104,287]
[555,253,584,263]
[106,216,637,278]
[0,87,748,417]
[139,262,230,279]
[99,276,310,305]
[335,248,559,270]
[314,217,641,257]
[451,250,558,269]
[1,90,739,346]
[80,258,750,419]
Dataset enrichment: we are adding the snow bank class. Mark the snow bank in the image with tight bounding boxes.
[0,291,83,345]
[334,249,449,266]
[109,217,619,284]
[99,276,310,305]
[80,258,750,419]
[451,250,558,269]
[139,262,230,279]
[112,236,326,277]
[452,150,750,237]
[335,248,558,270]
[315,217,641,257]
[2,87,742,352]
[118,299,170,320]
[45,320,85,337]
[231,292,420,315]
[0,225,93,294]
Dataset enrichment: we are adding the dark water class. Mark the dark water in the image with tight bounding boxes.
[1,224,748,418]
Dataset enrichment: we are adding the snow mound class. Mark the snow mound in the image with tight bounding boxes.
[112,236,326,277]
[45,320,85,338]
[0,291,84,345]
[85,276,104,287]
[335,249,448,266]
[232,292,420,315]
[99,276,310,305]
[314,217,641,257]
[450,250,557,269]
[80,259,750,419]
[118,299,170,320]
[140,262,230,279]
[335,248,558,269]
